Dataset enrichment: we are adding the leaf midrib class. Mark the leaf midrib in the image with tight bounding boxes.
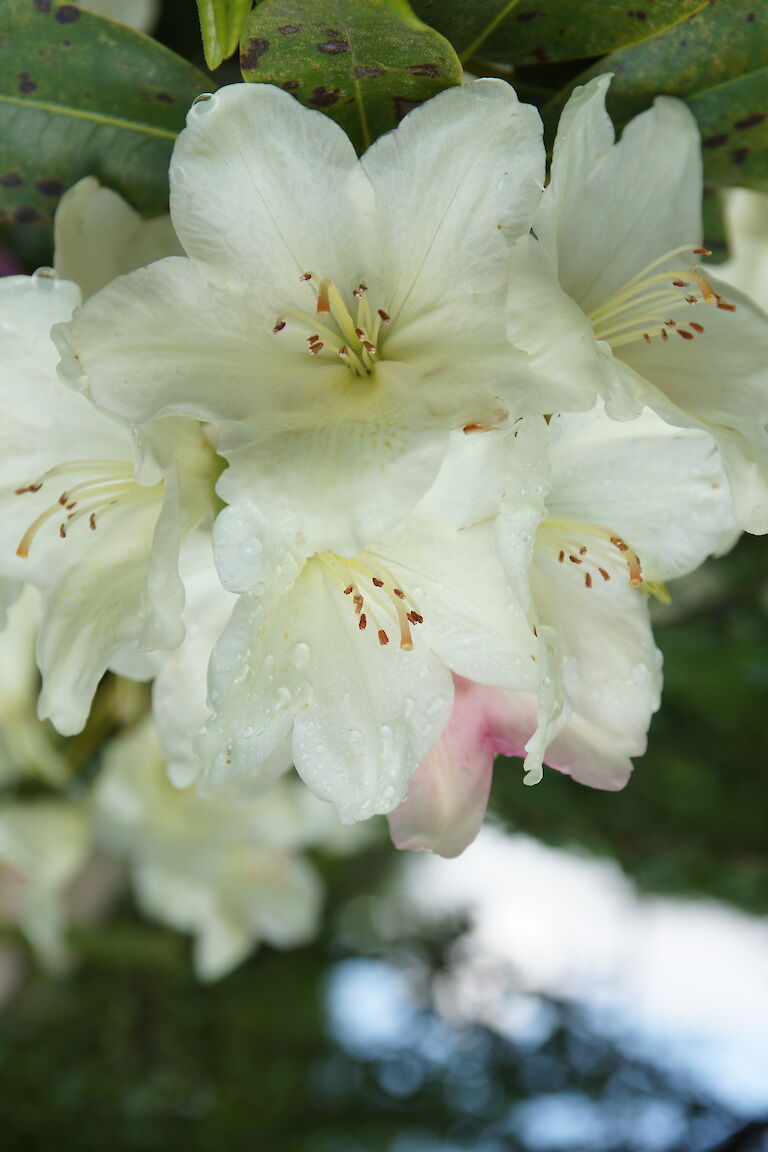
[0,93,177,139]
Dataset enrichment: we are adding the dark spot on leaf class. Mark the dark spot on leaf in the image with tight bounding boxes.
[747,12,755,21]
[731,147,750,165]
[407,63,440,77]
[323,28,341,36]
[533,48,551,62]
[36,178,64,197]
[735,112,765,130]
[627,9,648,18]
[310,86,340,108]
[33,0,51,11]
[702,132,729,147]
[62,39,71,46]
[240,37,270,69]
[283,80,300,91]
[316,40,350,54]
[155,91,174,104]
[516,9,541,20]
[353,65,386,79]
[14,206,40,223]
[0,172,23,187]
[278,24,301,35]
[394,96,424,121]
[18,72,36,93]
[55,4,81,22]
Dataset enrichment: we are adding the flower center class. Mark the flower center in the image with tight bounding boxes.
[536,517,643,590]
[14,459,159,557]
[588,244,736,350]
[272,273,391,377]
[317,551,423,649]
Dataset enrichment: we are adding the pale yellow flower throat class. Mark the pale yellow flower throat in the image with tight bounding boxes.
[272,273,390,377]
[589,244,736,349]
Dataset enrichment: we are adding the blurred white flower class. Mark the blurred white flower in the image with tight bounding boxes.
[716,188,768,313]
[0,800,90,971]
[94,720,327,982]
[507,75,768,534]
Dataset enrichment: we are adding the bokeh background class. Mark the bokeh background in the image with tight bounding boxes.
[0,3,767,1150]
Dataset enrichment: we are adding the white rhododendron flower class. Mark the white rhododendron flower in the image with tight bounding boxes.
[390,403,737,856]
[0,587,66,786]
[0,801,90,971]
[717,188,768,313]
[0,271,216,734]
[506,74,768,533]
[197,431,538,823]
[94,720,324,982]
[58,80,599,559]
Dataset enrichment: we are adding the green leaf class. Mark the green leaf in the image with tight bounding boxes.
[409,0,708,66]
[543,2,768,192]
[239,0,462,153]
[0,0,212,225]
[196,0,252,70]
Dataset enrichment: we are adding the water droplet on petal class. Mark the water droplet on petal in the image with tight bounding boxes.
[292,642,311,670]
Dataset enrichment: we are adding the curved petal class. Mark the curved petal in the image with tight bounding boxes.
[547,402,737,581]
[170,84,370,294]
[616,276,768,533]
[362,79,544,320]
[537,75,703,314]
[54,176,181,301]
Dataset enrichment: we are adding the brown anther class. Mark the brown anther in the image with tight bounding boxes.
[338,346,349,357]
[353,594,364,614]
[89,513,96,530]
[343,585,353,595]
[585,572,592,588]
[378,629,389,646]
[354,327,365,341]
[532,625,538,637]
[717,300,737,312]
[372,577,384,587]
[353,284,367,298]
[307,334,319,345]
[611,536,629,552]
[66,501,76,511]
[406,611,423,625]
[693,247,711,255]
[308,342,324,355]
[643,333,651,343]
[677,329,694,340]
[558,550,565,562]
[685,295,698,304]
[58,493,69,506]
[569,554,582,564]
[363,341,376,354]
[690,322,705,333]
[579,546,587,555]
[664,320,677,327]
[661,329,669,342]
[672,280,689,287]
[598,567,610,582]
[393,588,405,599]
[14,482,42,495]
[377,309,390,323]
[299,272,312,281]
[272,320,286,333]
[59,524,66,538]
[359,613,367,630]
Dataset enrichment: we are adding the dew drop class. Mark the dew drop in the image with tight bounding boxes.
[292,642,311,670]
[240,536,262,561]
[427,695,444,717]
[275,685,292,711]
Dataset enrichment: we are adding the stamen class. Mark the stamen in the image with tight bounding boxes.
[540,519,643,590]
[276,274,390,377]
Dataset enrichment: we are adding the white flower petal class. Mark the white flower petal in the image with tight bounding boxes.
[171,84,369,293]
[54,176,180,301]
[547,402,737,581]
[537,75,703,314]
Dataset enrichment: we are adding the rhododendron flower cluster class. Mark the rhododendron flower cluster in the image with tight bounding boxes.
[1,70,766,909]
